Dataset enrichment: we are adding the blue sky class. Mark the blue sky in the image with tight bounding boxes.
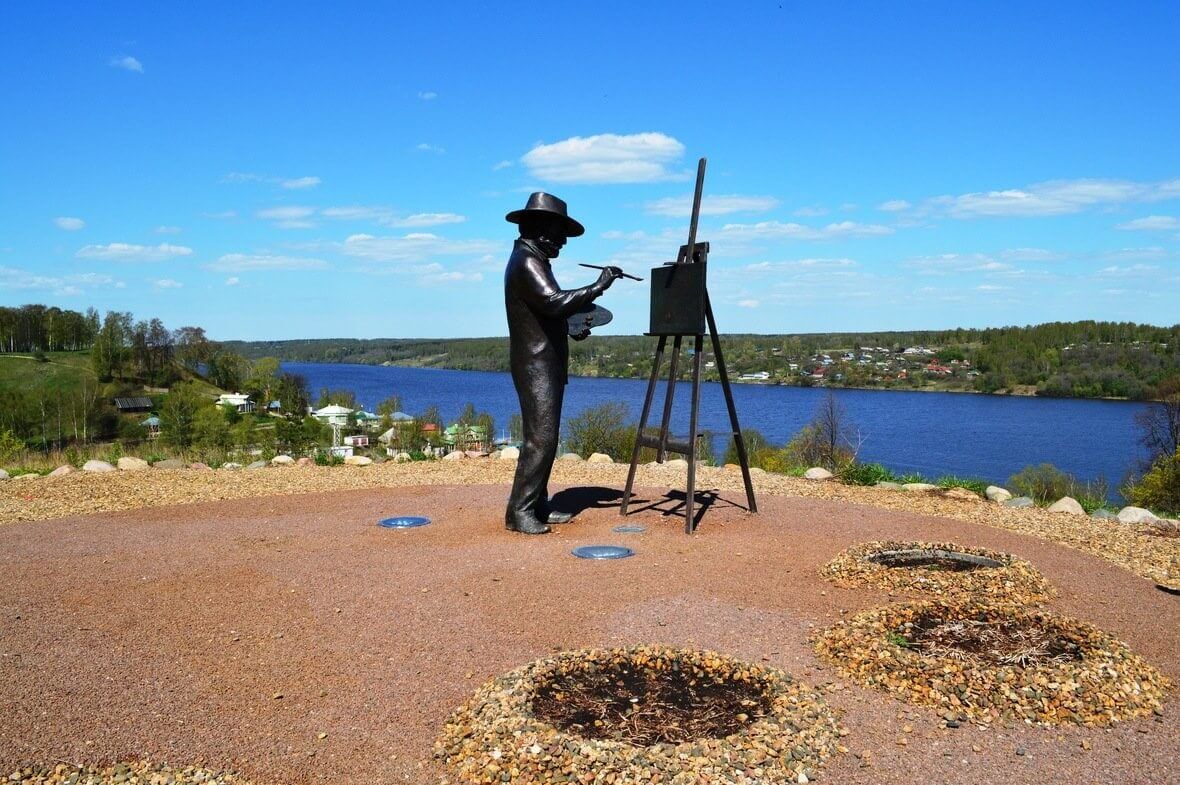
[2,2,1178,340]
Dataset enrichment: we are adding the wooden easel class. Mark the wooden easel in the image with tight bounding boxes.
[619,158,757,533]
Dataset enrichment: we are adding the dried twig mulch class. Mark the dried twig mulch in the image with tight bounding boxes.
[434,645,844,785]
[821,540,1055,605]
[814,601,1170,727]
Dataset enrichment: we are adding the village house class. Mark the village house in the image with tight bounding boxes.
[312,404,353,426]
[216,392,256,414]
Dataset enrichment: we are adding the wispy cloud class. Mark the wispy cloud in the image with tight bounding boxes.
[256,206,316,229]
[109,55,143,73]
[1097,264,1160,277]
[206,253,328,272]
[493,160,513,171]
[717,220,893,241]
[792,206,829,218]
[220,172,266,184]
[152,278,183,289]
[522,132,686,184]
[736,299,761,308]
[155,225,182,234]
[318,206,468,228]
[877,199,911,212]
[225,276,240,286]
[418,91,438,100]
[203,210,238,220]
[899,178,1180,219]
[338,232,497,263]
[903,253,1012,273]
[644,194,779,217]
[75,242,193,262]
[416,142,446,154]
[281,176,321,190]
[1117,215,1179,231]
[744,258,859,273]
[54,217,85,231]
[419,270,483,285]
[1,266,122,295]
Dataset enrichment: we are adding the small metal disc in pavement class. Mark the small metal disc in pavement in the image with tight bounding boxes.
[572,545,634,560]
[377,516,431,529]
[612,524,647,534]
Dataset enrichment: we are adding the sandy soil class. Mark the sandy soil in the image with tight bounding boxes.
[1,480,1177,784]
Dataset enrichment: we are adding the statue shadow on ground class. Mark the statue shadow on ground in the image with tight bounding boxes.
[549,486,624,515]
[619,488,749,530]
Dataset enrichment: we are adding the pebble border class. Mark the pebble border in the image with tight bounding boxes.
[814,601,1170,727]
[434,645,844,784]
[821,540,1055,604]
[3,762,253,784]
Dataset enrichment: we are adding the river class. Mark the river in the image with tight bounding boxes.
[283,362,1153,501]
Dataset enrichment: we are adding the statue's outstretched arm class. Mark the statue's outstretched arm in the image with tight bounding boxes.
[518,257,609,319]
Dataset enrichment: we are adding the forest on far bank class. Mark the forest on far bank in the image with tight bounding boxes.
[225,320,1180,401]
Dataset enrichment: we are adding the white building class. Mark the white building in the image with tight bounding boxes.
[216,393,255,413]
[313,404,353,426]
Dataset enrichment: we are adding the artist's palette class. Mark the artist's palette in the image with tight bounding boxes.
[567,304,613,336]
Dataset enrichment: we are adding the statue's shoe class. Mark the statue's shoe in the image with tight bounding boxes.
[544,510,575,524]
[505,515,552,535]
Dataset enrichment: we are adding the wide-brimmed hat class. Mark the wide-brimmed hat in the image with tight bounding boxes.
[505,192,585,237]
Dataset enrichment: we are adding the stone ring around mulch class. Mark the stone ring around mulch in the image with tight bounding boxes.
[434,644,845,785]
[821,540,1055,605]
[814,600,1170,727]
[3,762,254,784]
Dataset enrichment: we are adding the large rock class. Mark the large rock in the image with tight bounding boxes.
[116,457,150,472]
[442,451,465,461]
[464,450,486,459]
[559,452,584,462]
[499,446,520,460]
[82,459,115,473]
[902,482,938,492]
[1117,506,1160,524]
[246,460,269,470]
[803,467,834,481]
[189,462,212,471]
[221,462,243,470]
[942,487,981,502]
[0,469,9,481]
[876,481,903,491]
[1047,496,1086,515]
[48,465,75,477]
[985,485,1013,503]
[153,458,185,470]
[343,455,373,466]
[1004,496,1035,508]
[587,452,613,465]
[296,457,315,467]
[271,455,295,466]
[393,452,413,463]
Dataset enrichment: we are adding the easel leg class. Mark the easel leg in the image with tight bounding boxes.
[656,336,682,462]
[685,334,704,533]
[706,294,757,513]
[621,335,666,515]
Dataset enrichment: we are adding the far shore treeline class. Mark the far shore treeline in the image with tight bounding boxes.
[224,321,1180,401]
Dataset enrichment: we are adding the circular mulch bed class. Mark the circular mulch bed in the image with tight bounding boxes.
[2,762,253,784]
[434,645,844,784]
[821,540,1055,604]
[814,601,1170,726]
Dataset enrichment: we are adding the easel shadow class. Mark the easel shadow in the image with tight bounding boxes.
[621,488,749,531]
[549,486,623,516]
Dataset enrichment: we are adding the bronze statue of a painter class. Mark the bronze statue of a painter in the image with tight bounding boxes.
[503,193,622,534]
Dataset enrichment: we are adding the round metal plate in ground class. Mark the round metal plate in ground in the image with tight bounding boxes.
[572,545,634,560]
[377,516,431,529]
[612,524,647,534]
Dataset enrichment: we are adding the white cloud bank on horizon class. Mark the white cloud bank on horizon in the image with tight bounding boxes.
[320,206,467,228]
[75,242,193,262]
[645,194,779,217]
[885,177,1180,219]
[339,232,497,263]
[206,253,328,272]
[1,265,122,296]
[522,132,686,184]
[717,220,893,241]
[54,217,85,231]
[109,55,143,73]
[1117,215,1179,231]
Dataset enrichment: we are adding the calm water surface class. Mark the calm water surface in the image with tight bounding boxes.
[285,361,1152,500]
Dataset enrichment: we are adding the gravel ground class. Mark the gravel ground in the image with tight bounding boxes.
[1,477,1177,785]
[3,460,1178,584]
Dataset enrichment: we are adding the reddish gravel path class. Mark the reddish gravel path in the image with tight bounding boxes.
[1,484,1176,784]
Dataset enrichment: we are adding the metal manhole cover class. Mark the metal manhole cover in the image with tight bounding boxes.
[572,545,634,560]
[377,516,431,529]
[612,525,647,534]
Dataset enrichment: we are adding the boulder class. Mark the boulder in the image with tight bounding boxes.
[499,446,520,460]
[464,450,486,459]
[1004,496,1035,508]
[442,451,465,461]
[942,487,981,502]
[221,462,243,470]
[587,452,613,465]
[245,460,269,470]
[82,460,115,473]
[116,457,150,472]
[1047,496,1086,515]
[803,467,834,481]
[1091,508,1117,521]
[488,450,501,459]
[902,482,938,492]
[1117,506,1160,525]
[189,462,212,471]
[271,455,295,466]
[0,469,8,481]
[296,457,315,467]
[48,465,75,477]
[985,485,1013,503]
[153,458,185,470]
[344,455,373,466]
[559,452,584,462]
[875,481,903,491]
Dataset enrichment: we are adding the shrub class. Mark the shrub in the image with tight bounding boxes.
[563,402,635,460]
[841,462,897,486]
[1008,463,1108,509]
[935,476,989,496]
[1126,449,1180,516]
[0,429,25,465]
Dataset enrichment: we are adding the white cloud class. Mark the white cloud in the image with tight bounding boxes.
[155,225,182,234]
[153,278,183,289]
[903,253,1013,273]
[736,299,760,308]
[203,210,238,220]
[418,91,438,100]
[256,206,316,229]
[644,194,779,217]
[1117,215,1179,231]
[419,270,483,285]
[206,253,328,272]
[220,172,265,184]
[493,160,513,171]
[1097,264,1159,276]
[416,143,446,154]
[1,266,120,295]
[522,132,685,184]
[282,176,321,190]
[54,217,85,231]
[389,212,467,228]
[1100,247,1169,262]
[717,220,893,241]
[976,284,1009,291]
[792,206,828,217]
[225,276,240,286]
[320,206,467,228]
[321,206,390,221]
[109,55,143,73]
[602,230,649,241]
[999,247,1063,262]
[878,199,911,212]
[744,258,858,273]
[339,232,497,263]
[75,242,193,262]
[923,178,1180,219]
